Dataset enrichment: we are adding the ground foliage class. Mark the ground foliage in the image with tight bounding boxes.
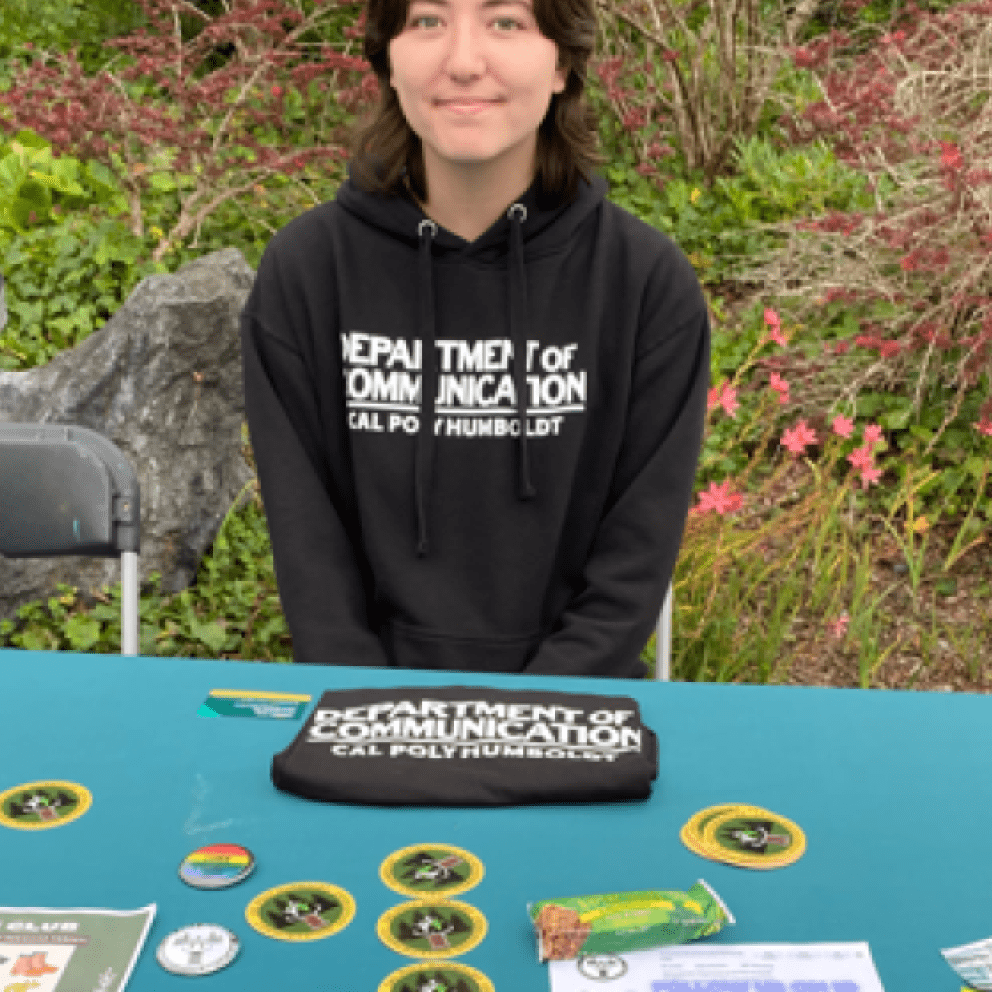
[0,0,990,691]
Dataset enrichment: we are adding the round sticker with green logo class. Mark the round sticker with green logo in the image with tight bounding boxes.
[377,900,487,959]
[245,882,355,941]
[380,843,485,898]
[0,780,92,830]
[377,961,495,992]
[679,804,740,857]
[701,806,806,869]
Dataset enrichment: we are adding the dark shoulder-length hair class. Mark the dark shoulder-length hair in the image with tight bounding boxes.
[344,0,608,206]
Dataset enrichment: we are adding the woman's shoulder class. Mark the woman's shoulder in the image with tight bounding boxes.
[264,200,340,265]
[600,196,703,300]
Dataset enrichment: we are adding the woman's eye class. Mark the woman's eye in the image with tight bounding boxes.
[409,15,523,29]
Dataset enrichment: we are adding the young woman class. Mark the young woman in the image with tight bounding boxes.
[240,0,710,678]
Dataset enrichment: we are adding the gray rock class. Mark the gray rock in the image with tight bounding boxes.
[0,248,255,619]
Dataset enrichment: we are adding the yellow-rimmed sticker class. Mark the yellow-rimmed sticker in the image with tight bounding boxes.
[680,803,742,858]
[378,961,495,992]
[700,805,806,869]
[379,843,484,898]
[0,780,92,831]
[245,882,355,941]
[377,900,487,959]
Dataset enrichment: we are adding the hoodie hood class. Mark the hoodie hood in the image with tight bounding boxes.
[335,162,609,556]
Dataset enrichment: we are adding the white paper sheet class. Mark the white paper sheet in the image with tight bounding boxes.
[549,941,886,992]
[942,935,992,990]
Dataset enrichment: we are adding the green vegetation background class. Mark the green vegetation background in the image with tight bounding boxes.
[1,0,988,684]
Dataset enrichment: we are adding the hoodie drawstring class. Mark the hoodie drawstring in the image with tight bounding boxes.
[412,203,534,557]
[415,217,439,557]
[507,203,536,501]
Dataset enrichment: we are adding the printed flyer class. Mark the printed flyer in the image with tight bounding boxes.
[549,941,886,992]
[0,905,156,992]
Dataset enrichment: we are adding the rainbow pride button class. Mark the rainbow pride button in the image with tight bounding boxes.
[179,842,256,890]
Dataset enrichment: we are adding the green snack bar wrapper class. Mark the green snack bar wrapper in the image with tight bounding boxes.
[527,879,734,962]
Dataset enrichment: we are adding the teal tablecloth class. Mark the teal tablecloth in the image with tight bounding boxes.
[0,648,983,990]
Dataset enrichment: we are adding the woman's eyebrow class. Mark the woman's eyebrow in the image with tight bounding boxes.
[410,0,533,9]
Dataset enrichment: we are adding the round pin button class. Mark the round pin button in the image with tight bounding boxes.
[156,924,240,976]
[179,843,255,890]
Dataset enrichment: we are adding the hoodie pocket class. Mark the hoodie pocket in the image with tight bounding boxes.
[382,621,544,674]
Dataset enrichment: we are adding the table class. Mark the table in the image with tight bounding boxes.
[0,648,984,990]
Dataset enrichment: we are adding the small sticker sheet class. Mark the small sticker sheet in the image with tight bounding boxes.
[198,689,311,720]
[377,961,496,992]
[380,843,485,898]
[245,882,355,941]
[0,781,92,831]
[0,905,156,992]
[942,935,992,990]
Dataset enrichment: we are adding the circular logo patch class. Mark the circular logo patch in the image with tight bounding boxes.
[245,882,355,941]
[156,924,240,976]
[377,961,495,992]
[578,954,629,980]
[679,804,740,858]
[179,842,255,890]
[701,806,806,869]
[0,781,92,831]
[377,900,487,959]
[380,843,485,898]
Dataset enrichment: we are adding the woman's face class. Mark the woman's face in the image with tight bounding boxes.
[388,0,567,180]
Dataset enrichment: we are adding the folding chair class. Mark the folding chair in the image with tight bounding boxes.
[0,424,141,655]
[655,584,672,681]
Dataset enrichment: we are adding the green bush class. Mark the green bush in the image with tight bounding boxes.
[0,131,153,369]
[0,0,143,72]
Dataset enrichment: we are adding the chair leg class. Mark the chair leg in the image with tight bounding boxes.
[121,552,139,656]
[656,585,672,681]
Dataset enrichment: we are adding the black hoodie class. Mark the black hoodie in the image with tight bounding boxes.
[240,162,709,679]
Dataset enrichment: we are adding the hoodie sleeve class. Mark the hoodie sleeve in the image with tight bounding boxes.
[524,254,710,680]
[240,244,390,668]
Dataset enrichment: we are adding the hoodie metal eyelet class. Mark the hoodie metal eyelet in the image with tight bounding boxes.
[418,219,438,238]
[507,203,527,223]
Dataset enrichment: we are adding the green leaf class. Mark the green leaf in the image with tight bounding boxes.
[150,172,178,192]
[188,618,227,654]
[65,614,101,651]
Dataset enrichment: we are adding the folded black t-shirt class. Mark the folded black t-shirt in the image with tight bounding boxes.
[272,686,658,806]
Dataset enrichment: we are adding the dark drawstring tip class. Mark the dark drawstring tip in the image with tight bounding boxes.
[416,534,429,557]
[520,480,536,501]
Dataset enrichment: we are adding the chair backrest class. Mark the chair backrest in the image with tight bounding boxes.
[0,423,141,654]
[655,584,672,681]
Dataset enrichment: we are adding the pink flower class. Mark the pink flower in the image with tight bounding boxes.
[707,381,738,418]
[781,420,817,456]
[863,423,883,448]
[692,480,745,516]
[859,464,883,487]
[763,308,788,347]
[827,613,849,639]
[940,141,963,170]
[848,444,882,488]
[975,419,992,437]
[831,415,854,439]
[769,372,790,405]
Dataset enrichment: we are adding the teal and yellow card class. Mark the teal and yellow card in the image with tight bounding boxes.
[198,689,311,720]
